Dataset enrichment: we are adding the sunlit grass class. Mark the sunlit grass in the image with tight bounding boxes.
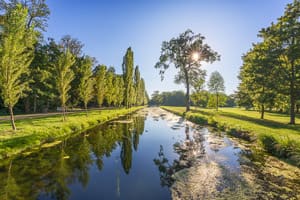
[0,107,143,158]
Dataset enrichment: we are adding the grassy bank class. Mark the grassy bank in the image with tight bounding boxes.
[161,106,300,167]
[0,107,143,158]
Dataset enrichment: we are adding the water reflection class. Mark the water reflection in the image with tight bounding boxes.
[153,108,300,200]
[0,114,146,200]
[154,123,205,188]
[0,108,299,200]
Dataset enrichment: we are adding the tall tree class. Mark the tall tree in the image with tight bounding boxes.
[0,0,50,113]
[53,50,75,121]
[134,66,142,105]
[238,42,278,119]
[122,47,135,108]
[105,67,115,106]
[28,39,60,113]
[155,29,220,112]
[140,78,147,105]
[259,0,300,124]
[208,71,225,111]
[78,56,95,114]
[59,35,85,107]
[115,75,124,107]
[94,65,107,107]
[0,4,37,130]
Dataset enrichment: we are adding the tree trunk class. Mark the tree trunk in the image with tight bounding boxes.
[184,69,190,112]
[46,100,50,113]
[9,106,16,131]
[33,94,37,113]
[216,92,219,111]
[62,106,66,122]
[24,97,30,113]
[297,104,299,113]
[290,95,296,124]
[260,104,265,119]
[289,63,296,124]
[85,104,88,116]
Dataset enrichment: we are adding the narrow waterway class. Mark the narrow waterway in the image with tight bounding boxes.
[0,107,299,200]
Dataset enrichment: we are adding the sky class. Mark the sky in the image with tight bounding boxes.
[45,0,292,96]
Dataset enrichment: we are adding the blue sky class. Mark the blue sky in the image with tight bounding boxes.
[45,0,292,96]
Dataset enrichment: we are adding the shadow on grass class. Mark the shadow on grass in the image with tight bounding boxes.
[191,108,300,133]
[0,134,40,155]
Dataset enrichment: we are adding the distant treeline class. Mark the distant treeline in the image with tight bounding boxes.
[149,90,235,108]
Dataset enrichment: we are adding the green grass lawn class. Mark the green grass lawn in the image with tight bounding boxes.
[0,107,143,158]
[162,106,300,167]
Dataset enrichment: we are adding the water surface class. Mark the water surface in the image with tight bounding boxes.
[0,108,299,200]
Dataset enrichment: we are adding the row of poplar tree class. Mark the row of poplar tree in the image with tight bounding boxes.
[236,0,300,124]
[0,1,148,130]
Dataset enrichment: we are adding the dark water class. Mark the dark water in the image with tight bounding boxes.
[0,108,299,200]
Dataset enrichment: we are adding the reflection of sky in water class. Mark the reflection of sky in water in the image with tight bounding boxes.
[0,107,282,200]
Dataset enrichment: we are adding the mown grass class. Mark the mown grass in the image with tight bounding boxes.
[161,106,300,167]
[0,107,143,158]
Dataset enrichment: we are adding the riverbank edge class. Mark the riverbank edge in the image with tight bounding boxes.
[0,106,144,159]
[161,106,300,168]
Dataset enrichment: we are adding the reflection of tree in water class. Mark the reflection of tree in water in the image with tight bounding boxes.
[49,142,72,200]
[72,135,93,188]
[120,122,133,174]
[87,124,124,171]
[133,116,145,151]
[0,160,22,200]
[121,116,145,174]
[154,125,205,187]
[0,115,146,199]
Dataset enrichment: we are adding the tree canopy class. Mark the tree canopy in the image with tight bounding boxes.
[155,29,220,112]
[0,4,37,130]
[237,0,300,124]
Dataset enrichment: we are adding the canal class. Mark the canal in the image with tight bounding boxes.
[0,107,299,200]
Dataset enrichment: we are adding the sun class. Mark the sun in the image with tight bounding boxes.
[192,52,199,61]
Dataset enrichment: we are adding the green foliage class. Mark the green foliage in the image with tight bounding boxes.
[149,90,186,106]
[53,50,75,120]
[208,71,225,94]
[122,47,135,108]
[27,40,60,113]
[207,93,227,108]
[0,4,37,130]
[191,90,210,108]
[155,29,220,111]
[238,42,278,119]
[238,0,300,124]
[60,35,86,107]
[105,68,115,106]
[78,56,95,110]
[141,78,148,105]
[208,71,225,111]
[0,0,50,31]
[94,65,107,107]
[134,66,141,105]
[114,75,124,107]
